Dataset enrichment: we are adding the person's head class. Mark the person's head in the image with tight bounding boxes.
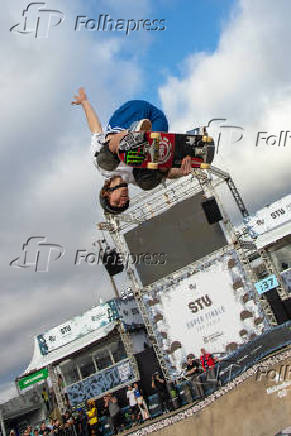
[128,385,133,391]
[99,178,129,215]
[200,348,206,355]
[23,430,30,436]
[10,430,16,436]
[87,399,95,408]
[27,426,32,432]
[133,383,138,389]
[33,429,39,436]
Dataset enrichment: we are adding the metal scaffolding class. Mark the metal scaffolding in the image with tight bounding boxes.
[48,365,66,415]
[126,268,171,381]
[97,165,288,376]
[118,320,140,381]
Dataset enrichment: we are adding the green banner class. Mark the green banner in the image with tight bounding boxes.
[18,368,48,390]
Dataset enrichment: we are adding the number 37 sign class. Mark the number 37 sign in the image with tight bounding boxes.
[254,274,279,294]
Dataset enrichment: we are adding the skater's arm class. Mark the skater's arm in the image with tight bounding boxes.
[82,100,103,134]
[72,87,103,134]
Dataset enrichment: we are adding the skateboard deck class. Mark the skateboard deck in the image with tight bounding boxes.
[118,131,214,170]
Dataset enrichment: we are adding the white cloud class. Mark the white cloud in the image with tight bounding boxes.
[159,0,291,216]
[0,0,149,400]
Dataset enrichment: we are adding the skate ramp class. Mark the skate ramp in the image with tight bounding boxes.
[129,350,291,436]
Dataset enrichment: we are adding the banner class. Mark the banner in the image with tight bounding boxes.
[18,368,48,390]
[159,266,247,357]
[143,248,267,377]
[249,194,291,235]
[66,358,136,406]
[37,301,118,355]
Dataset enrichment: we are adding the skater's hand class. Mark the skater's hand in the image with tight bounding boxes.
[71,87,88,105]
[180,156,192,175]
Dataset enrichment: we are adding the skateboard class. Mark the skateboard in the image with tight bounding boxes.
[118,129,215,170]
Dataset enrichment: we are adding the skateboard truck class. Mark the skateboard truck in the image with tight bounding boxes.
[147,132,160,169]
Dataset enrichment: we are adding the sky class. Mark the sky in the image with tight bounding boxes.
[1,0,291,402]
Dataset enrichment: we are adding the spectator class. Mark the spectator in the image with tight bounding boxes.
[152,372,170,413]
[52,419,62,436]
[200,348,219,391]
[186,354,205,399]
[76,410,88,436]
[42,388,50,416]
[86,400,99,436]
[39,422,50,436]
[133,383,149,421]
[126,385,138,423]
[104,394,121,435]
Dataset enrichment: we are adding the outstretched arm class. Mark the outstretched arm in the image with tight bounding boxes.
[72,87,103,134]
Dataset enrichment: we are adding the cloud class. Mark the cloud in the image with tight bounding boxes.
[0,0,148,399]
[159,0,291,216]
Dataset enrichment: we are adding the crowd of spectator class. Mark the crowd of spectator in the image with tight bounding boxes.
[8,349,219,436]
[185,348,219,399]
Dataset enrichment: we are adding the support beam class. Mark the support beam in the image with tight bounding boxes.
[0,410,6,436]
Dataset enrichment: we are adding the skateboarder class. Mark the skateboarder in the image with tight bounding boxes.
[72,88,194,214]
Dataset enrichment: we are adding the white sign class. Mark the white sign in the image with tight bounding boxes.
[154,257,260,369]
[41,304,113,353]
[249,194,291,235]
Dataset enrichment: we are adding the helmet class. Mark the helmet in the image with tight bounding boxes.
[99,183,129,215]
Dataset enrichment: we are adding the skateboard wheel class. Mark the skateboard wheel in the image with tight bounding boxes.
[150,132,160,139]
[200,163,211,169]
[147,162,159,169]
[202,135,214,143]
